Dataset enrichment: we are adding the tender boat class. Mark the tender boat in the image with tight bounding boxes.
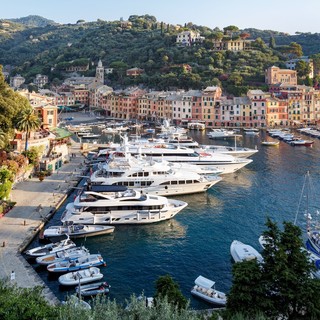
[230,240,263,263]
[25,236,76,257]
[36,246,90,265]
[42,224,115,239]
[261,141,280,146]
[58,267,103,286]
[290,139,314,146]
[61,188,188,225]
[190,275,227,306]
[47,253,106,273]
[76,281,110,297]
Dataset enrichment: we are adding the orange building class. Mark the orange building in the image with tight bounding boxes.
[265,66,297,86]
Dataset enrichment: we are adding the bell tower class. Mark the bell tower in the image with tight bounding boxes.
[95,59,104,84]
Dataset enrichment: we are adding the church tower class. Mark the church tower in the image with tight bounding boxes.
[95,59,104,84]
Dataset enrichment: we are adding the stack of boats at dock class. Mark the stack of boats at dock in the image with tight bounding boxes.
[262,127,319,146]
[25,236,110,297]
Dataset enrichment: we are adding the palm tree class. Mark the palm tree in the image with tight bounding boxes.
[15,108,41,151]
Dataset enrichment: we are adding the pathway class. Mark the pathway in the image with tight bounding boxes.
[0,142,86,304]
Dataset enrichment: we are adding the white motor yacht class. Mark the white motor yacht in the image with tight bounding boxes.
[61,188,188,225]
[197,144,258,158]
[88,154,222,196]
[92,141,252,175]
[207,128,239,139]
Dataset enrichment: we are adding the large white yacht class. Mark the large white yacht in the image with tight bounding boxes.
[61,187,188,225]
[88,154,222,196]
[135,135,258,158]
[93,143,252,174]
[196,144,258,158]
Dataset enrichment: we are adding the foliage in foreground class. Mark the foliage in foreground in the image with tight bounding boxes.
[0,281,57,320]
[226,218,320,319]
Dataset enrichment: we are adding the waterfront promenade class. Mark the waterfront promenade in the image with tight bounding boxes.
[0,142,85,304]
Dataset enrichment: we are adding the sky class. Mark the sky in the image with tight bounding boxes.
[2,0,320,35]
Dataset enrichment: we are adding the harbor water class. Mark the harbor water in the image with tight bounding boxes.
[25,129,320,309]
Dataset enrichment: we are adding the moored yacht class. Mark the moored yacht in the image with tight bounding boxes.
[61,188,188,225]
[88,154,222,196]
[197,144,258,158]
[207,128,239,139]
[92,142,252,175]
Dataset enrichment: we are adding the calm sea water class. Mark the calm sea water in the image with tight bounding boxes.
[25,129,320,309]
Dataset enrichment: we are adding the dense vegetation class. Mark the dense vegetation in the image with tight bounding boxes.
[0,15,320,95]
[0,66,41,205]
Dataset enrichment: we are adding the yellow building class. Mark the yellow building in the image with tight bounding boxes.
[265,66,297,85]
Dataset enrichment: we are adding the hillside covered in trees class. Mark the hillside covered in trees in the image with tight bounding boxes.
[0,15,320,95]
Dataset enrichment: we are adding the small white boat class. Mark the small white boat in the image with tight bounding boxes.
[58,267,103,286]
[230,240,263,263]
[25,236,76,257]
[81,133,101,139]
[36,246,90,265]
[42,224,115,239]
[190,275,227,306]
[290,139,314,146]
[187,122,206,131]
[207,128,239,139]
[243,128,259,136]
[47,254,106,273]
[261,141,279,146]
[76,281,110,297]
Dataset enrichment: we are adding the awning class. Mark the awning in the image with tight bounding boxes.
[51,128,73,139]
[194,275,215,289]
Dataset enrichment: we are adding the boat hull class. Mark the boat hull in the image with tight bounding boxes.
[58,267,103,286]
[191,289,226,306]
[230,240,263,263]
[76,281,110,297]
[43,225,115,239]
[25,238,76,257]
[61,201,188,225]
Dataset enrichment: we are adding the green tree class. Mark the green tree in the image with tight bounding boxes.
[223,25,239,36]
[228,72,243,86]
[287,42,303,57]
[226,260,267,318]
[295,60,311,78]
[0,280,57,320]
[15,108,41,152]
[154,274,187,310]
[269,36,276,49]
[208,32,224,41]
[226,218,320,319]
